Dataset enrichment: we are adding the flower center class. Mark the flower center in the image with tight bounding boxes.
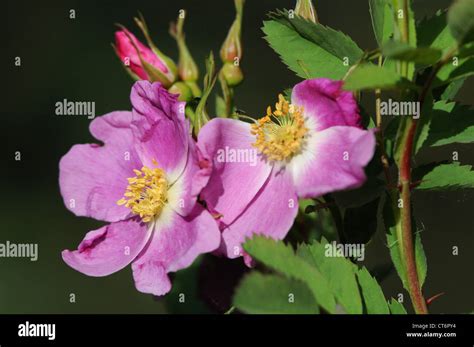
[251,94,308,162]
[117,165,168,223]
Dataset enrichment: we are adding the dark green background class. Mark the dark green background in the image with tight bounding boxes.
[2,0,473,313]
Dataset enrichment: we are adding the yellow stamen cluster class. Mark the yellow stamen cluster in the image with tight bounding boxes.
[251,94,308,162]
[117,166,168,223]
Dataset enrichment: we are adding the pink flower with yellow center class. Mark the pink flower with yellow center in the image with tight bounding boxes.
[59,81,219,295]
[197,78,376,263]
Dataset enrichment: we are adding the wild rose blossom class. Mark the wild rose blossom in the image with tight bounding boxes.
[197,78,376,262]
[59,81,220,295]
[114,28,176,84]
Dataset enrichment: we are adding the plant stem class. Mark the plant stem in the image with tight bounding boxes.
[397,118,428,314]
[391,0,428,314]
[375,55,392,185]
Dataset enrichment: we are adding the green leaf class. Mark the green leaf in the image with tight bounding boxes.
[388,298,408,314]
[269,10,364,63]
[447,0,474,44]
[215,95,226,117]
[382,193,427,290]
[297,240,362,314]
[233,272,318,314]
[382,41,442,65]
[435,57,474,86]
[415,232,427,288]
[262,10,363,79]
[416,162,474,190]
[359,104,377,129]
[439,78,466,100]
[369,0,394,46]
[414,95,434,154]
[243,236,336,313]
[423,101,474,147]
[344,64,417,91]
[417,10,456,54]
[297,200,338,242]
[382,192,408,290]
[459,42,474,58]
[357,267,390,314]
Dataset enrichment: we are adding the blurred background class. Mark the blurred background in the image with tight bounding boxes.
[2,0,473,313]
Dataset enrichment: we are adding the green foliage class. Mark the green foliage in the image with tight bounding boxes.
[383,193,407,290]
[357,267,390,314]
[415,232,427,288]
[382,41,442,65]
[344,64,417,91]
[297,240,362,314]
[435,57,474,86]
[262,10,363,80]
[215,95,226,117]
[388,298,408,314]
[242,236,336,313]
[235,237,405,314]
[414,95,435,154]
[382,193,427,290]
[422,101,474,147]
[447,0,474,45]
[417,10,456,53]
[234,272,318,314]
[369,0,394,46]
[416,162,474,190]
[257,0,474,316]
[297,199,338,242]
[439,78,466,100]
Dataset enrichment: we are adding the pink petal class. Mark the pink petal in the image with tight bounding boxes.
[288,126,376,198]
[197,118,272,226]
[62,218,151,277]
[132,260,171,296]
[130,81,189,182]
[131,206,220,296]
[292,78,361,132]
[167,140,212,217]
[221,168,298,259]
[59,111,142,222]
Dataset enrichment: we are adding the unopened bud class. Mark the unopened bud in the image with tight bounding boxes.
[169,81,193,102]
[220,0,245,63]
[114,28,174,83]
[221,62,243,87]
[170,10,200,83]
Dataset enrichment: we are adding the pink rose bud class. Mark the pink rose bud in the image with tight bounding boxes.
[114,29,175,85]
[220,0,245,63]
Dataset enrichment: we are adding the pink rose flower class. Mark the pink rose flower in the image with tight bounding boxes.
[59,81,220,295]
[197,78,376,263]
